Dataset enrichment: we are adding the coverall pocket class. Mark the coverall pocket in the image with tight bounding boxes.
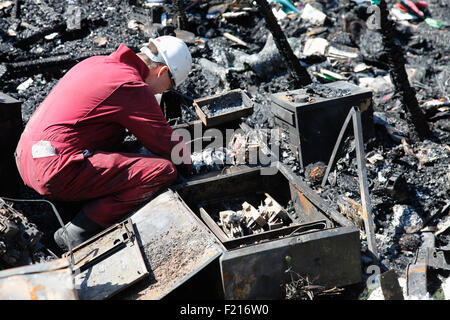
[30,155,59,195]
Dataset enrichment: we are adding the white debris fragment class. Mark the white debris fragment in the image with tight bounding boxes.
[391,8,417,21]
[127,20,144,31]
[272,8,287,20]
[7,28,17,36]
[327,46,359,59]
[405,292,432,300]
[17,78,34,93]
[422,99,449,108]
[354,63,371,73]
[302,38,329,56]
[219,210,244,238]
[367,285,384,300]
[191,147,232,174]
[442,277,450,300]
[44,32,59,40]
[0,1,13,10]
[435,216,450,236]
[378,172,387,183]
[93,37,108,47]
[368,277,409,300]
[358,75,393,93]
[367,152,384,164]
[243,202,266,227]
[217,195,291,239]
[319,68,348,80]
[392,205,423,233]
[301,4,327,25]
[222,11,249,19]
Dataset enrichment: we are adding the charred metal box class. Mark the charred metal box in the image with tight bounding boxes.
[271,81,374,169]
[160,90,202,130]
[162,89,253,131]
[0,92,23,197]
[193,89,254,127]
[174,164,362,299]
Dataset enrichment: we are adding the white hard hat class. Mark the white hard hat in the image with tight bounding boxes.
[144,35,192,88]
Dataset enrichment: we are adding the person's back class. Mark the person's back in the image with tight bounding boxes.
[17,45,164,192]
[23,54,135,149]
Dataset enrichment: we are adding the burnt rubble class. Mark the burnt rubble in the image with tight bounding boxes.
[0,0,449,300]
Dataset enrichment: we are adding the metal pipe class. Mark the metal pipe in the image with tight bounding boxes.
[321,108,355,188]
[352,107,378,260]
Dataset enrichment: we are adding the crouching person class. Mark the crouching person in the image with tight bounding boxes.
[15,36,193,251]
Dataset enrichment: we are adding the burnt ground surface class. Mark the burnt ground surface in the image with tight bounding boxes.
[1,0,449,299]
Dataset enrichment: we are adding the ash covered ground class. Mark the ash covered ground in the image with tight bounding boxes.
[1,0,449,299]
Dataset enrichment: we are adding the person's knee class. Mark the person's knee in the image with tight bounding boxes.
[139,158,177,187]
[162,160,178,183]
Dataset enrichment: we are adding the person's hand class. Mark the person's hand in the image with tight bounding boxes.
[176,162,193,177]
[182,162,193,176]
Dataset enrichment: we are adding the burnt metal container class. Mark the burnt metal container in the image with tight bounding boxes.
[271,81,374,169]
[193,89,254,127]
[174,164,362,299]
[161,90,250,152]
[91,164,361,300]
[160,90,201,128]
[0,92,23,197]
[113,189,225,300]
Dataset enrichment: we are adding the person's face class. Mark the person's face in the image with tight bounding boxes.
[146,65,175,94]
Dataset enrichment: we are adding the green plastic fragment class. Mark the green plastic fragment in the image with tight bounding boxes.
[321,74,336,81]
[269,0,301,13]
[371,0,381,5]
[425,17,448,28]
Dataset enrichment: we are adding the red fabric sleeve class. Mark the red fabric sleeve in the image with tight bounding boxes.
[111,83,190,163]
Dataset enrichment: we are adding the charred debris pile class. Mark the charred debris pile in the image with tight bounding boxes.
[0,0,449,300]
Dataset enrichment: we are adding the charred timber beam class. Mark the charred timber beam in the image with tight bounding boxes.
[407,231,434,297]
[420,202,450,231]
[11,0,21,20]
[379,270,404,300]
[14,17,107,49]
[185,0,201,11]
[253,0,312,88]
[173,0,188,30]
[0,49,115,80]
[14,23,67,48]
[378,0,432,140]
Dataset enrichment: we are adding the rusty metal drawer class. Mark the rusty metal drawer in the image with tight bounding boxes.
[174,165,362,299]
[272,101,295,126]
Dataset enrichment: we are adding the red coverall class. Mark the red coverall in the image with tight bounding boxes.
[15,44,190,227]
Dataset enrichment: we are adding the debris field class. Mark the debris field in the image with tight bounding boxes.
[0,0,449,300]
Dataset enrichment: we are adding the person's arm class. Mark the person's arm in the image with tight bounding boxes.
[113,83,192,173]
